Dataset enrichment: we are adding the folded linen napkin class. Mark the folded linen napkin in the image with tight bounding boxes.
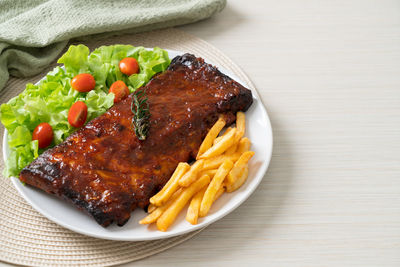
[0,0,226,91]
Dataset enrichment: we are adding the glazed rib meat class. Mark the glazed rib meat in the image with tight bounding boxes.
[19,53,253,227]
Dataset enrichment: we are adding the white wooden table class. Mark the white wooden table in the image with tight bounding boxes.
[124,0,400,266]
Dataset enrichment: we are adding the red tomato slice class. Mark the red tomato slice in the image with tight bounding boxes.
[32,122,53,149]
[109,80,130,103]
[119,57,139,76]
[68,101,88,128]
[71,73,96,92]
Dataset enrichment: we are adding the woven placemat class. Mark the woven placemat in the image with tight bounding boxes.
[0,28,256,267]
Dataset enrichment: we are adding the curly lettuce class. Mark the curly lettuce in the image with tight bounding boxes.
[0,45,171,177]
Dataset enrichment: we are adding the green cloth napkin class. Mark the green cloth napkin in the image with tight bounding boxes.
[0,0,226,91]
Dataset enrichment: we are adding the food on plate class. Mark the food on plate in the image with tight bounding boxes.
[157,174,211,232]
[178,159,205,187]
[226,165,249,193]
[197,128,237,159]
[214,185,226,201]
[202,152,241,170]
[199,159,233,217]
[237,137,251,153]
[199,169,217,178]
[234,110,246,141]
[0,44,170,177]
[71,73,96,92]
[196,116,226,158]
[147,203,157,213]
[131,88,150,140]
[32,122,53,149]
[141,111,254,231]
[186,187,207,225]
[139,188,184,225]
[68,101,88,128]
[150,162,190,206]
[18,53,253,227]
[213,127,232,145]
[109,81,130,103]
[119,57,140,76]
[226,151,255,185]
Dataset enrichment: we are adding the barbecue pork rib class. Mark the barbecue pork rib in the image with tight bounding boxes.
[20,54,253,227]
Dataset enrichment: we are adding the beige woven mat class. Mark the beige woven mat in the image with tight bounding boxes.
[0,28,256,267]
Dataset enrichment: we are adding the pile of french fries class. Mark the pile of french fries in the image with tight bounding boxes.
[140,112,254,231]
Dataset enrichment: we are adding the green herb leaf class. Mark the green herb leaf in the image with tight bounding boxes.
[131,89,150,140]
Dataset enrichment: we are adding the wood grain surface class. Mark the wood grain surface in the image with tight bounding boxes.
[124,0,400,266]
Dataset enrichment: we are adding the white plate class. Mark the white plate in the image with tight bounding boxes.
[3,49,273,241]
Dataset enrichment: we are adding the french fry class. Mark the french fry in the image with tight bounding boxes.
[214,185,225,201]
[199,159,234,217]
[232,112,246,144]
[198,128,237,159]
[226,151,255,185]
[157,175,211,231]
[139,207,164,225]
[226,167,249,193]
[139,189,183,224]
[178,159,205,187]
[186,185,225,225]
[196,117,226,159]
[150,162,190,206]
[213,127,233,145]
[236,112,246,136]
[200,169,217,178]
[147,203,156,213]
[237,137,251,153]
[236,151,255,166]
[225,142,238,155]
[186,187,207,225]
[202,153,241,170]
[211,113,245,155]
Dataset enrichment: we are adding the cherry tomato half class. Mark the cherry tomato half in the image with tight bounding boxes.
[32,122,53,149]
[71,73,96,92]
[119,57,139,76]
[109,80,130,103]
[68,101,88,128]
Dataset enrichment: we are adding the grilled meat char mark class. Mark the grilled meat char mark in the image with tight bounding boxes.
[20,53,253,227]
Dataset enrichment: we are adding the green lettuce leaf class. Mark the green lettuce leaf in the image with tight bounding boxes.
[0,44,171,177]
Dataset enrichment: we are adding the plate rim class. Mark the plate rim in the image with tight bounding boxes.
[3,48,273,241]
